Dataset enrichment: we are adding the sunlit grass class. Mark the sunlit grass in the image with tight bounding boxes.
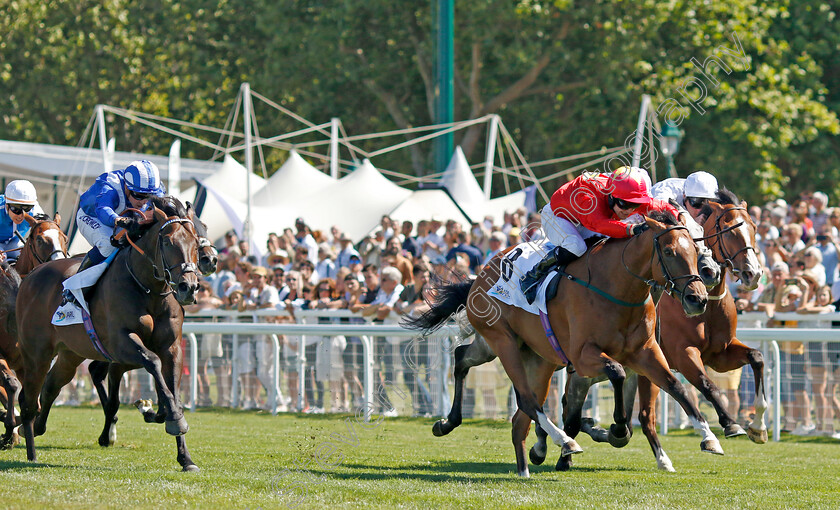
[2,406,839,509]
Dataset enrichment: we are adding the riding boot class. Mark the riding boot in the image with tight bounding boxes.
[520,246,579,304]
[60,253,98,306]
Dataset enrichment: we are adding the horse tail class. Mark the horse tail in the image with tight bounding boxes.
[401,280,473,334]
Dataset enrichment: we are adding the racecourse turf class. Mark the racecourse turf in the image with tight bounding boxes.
[1,406,838,509]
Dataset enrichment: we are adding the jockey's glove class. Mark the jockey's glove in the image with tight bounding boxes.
[630,223,650,236]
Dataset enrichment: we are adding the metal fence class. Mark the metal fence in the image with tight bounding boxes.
[51,308,840,441]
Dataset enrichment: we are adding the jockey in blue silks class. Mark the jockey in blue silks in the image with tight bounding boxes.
[61,160,165,304]
[0,180,45,264]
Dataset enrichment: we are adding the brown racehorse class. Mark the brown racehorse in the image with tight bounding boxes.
[15,198,200,469]
[0,213,68,449]
[532,189,766,472]
[85,199,218,447]
[405,211,718,477]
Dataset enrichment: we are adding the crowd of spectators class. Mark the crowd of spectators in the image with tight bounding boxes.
[55,190,840,433]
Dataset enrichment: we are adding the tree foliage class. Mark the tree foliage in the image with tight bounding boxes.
[0,0,838,205]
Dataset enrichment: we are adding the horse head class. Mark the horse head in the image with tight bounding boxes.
[186,201,218,276]
[17,213,69,276]
[698,189,761,290]
[644,211,708,316]
[131,200,201,305]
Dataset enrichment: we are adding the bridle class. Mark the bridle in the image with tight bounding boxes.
[17,222,66,265]
[124,215,199,296]
[693,205,757,274]
[623,224,705,309]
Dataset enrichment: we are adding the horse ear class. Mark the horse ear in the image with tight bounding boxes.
[153,206,168,222]
[740,200,748,209]
[644,216,664,231]
[54,212,61,226]
[23,213,36,227]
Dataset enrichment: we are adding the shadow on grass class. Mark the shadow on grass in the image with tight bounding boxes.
[0,460,58,470]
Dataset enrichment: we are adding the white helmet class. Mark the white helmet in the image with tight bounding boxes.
[684,171,718,199]
[5,180,38,205]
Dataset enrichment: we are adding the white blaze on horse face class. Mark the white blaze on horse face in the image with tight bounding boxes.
[677,236,692,255]
[43,229,67,259]
[737,222,762,274]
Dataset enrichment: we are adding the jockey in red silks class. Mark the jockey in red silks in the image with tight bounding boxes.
[520,166,680,304]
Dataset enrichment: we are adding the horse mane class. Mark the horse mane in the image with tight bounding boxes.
[151,196,187,218]
[31,213,50,222]
[647,210,679,226]
[699,187,740,217]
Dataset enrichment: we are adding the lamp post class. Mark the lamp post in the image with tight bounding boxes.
[659,121,683,178]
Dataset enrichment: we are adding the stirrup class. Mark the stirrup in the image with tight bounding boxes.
[60,289,77,306]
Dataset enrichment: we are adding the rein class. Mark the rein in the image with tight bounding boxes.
[622,224,704,309]
[693,205,757,272]
[124,215,199,296]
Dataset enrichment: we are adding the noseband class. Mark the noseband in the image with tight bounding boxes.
[693,206,757,272]
[623,224,705,309]
[125,216,199,295]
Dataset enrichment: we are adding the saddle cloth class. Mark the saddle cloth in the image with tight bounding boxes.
[51,252,117,326]
[487,239,558,316]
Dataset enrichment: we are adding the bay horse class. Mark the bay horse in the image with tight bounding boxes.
[405,211,718,478]
[531,189,766,472]
[0,213,68,449]
[85,199,218,448]
[15,198,201,470]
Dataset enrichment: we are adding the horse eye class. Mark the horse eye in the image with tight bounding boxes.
[663,247,675,257]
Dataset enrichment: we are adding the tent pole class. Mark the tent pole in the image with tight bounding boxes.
[169,139,182,196]
[242,83,253,245]
[631,95,651,168]
[96,105,112,173]
[483,115,499,199]
[330,118,340,179]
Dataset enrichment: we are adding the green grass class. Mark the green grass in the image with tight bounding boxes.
[2,406,840,509]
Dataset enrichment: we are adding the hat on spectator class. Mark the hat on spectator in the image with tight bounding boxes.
[770,207,786,220]
[338,233,353,243]
[770,262,788,274]
[813,191,829,207]
[318,242,334,256]
[250,266,269,277]
[275,249,289,259]
[490,231,506,243]
[271,264,285,272]
[773,199,787,209]
[348,254,362,263]
[429,254,447,266]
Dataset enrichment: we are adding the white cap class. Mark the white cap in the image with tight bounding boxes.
[684,171,718,199]
[5,180,37,205]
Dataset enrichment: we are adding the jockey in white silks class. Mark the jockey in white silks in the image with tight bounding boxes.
[0,180,45,263]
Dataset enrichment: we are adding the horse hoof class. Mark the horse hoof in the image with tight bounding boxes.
[529,446,546,465]
[587,425,610,443]
[165,418,189,436]
[561,439,583,456]
[432,420,453,437]
[724,423,747,438]
[747,426,768,444]
[556,455,573,471]
[700,439,724,455]
[608,424,631,448]
[183,464,200,472]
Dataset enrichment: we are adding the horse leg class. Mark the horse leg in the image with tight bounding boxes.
[627,345,723,456]
[511,354,555,478]
[34,350,84,437]
[576,347,632,447]
[671,346,746,439]
[552,370,599,472]
[97,364,128,447]
[159,342,198,471]
[20,355,51,462]
[485,333,581,457]
[432,338,495,437]
[0,362,21,449]
[708,339,768,444]
[89,360,110,407]
[118,333,188,438]
[637,375,675,472]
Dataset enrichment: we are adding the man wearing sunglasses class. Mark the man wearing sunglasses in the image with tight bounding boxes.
[650,171,721,282]
[0,180,45,263]
[61,160,165,306]
[520,166,679,304]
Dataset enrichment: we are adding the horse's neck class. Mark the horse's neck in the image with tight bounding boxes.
[589,234,654,303]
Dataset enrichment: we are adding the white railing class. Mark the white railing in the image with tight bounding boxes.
[182,308,840,440]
